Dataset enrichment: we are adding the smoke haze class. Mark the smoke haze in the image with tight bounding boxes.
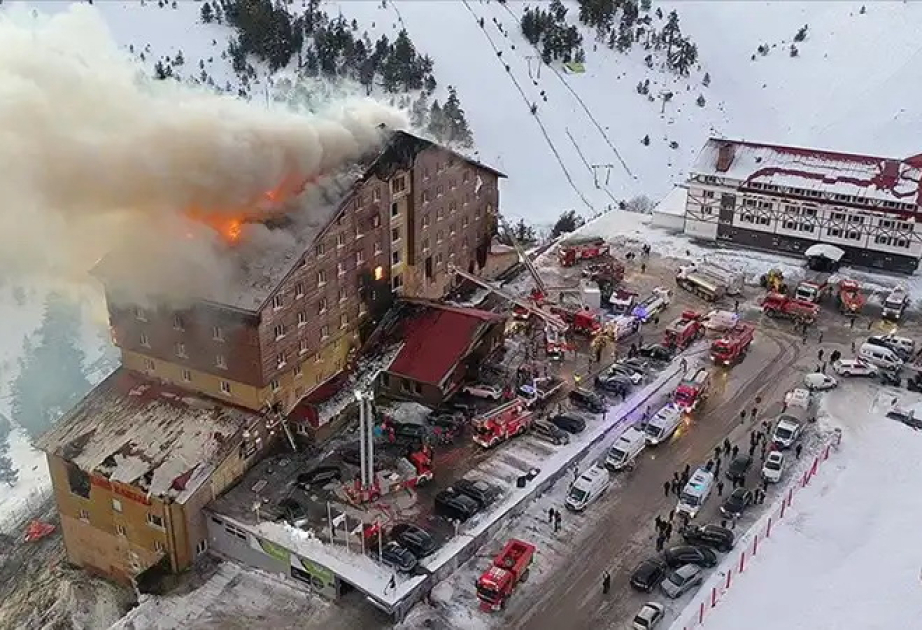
[0,4,407,305]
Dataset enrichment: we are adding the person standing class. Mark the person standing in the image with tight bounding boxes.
[723,438,731,455]
[602,571,611,595]
[548,507,555,524]
[717,480,724,497]
[795,443,803,459]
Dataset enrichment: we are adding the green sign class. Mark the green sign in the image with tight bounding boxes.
[294,555,335,586]
[563,62,586,74]
[257,538,290,564]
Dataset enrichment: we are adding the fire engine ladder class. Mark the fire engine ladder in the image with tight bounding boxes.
[448,265,568,331]
[498,217,548,296]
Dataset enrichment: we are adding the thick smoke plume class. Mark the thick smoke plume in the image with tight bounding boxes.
[0,4,407,305]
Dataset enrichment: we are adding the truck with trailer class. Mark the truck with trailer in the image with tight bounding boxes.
[675,268,727,302]
[472,399,534,448]
[632,287,672,323]
[678,261,744,296]
[662,311,704,350]
[674,368,711,412]
[761,293,819,324]
[837,279,866,315]
[794,272,832,303]
[558,236,610,267]
[476,539,536,611]
[881,286,910,321]
[710,323,755,366]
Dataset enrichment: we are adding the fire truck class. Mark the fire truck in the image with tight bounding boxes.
[583,260,625,286]
[632,287,672,323]
[837,279,866,315]
[761,293,819,324]
[674,367,710,412]
[549,305,602,336]
[475,539,536,611]
[558,236,610,267]
[710,323,755,366]
[882,286,909,321]
[605,314,642,341]
[678,261,745,295]
[662,311,704,350]
[794,272,832,303]
[345,447,433,504]
[609,289,638,314]
[472,399,534,448]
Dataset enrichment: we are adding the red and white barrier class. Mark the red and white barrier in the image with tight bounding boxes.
[673,432,841,630]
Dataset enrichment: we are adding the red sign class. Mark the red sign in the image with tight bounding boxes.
[91,475,151,506]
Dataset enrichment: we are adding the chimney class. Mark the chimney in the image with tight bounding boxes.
[716,142,736,173]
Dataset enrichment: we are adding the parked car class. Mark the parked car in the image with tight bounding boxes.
[296,466,341,489]
[569,388,605,413]
[531,419,571,445]
[632,602,665,630]
[380,542,418,573]
[434,489,480,522]
[391,523,437,557]
[720,487,753,518]
[804,372,838,391]
[682,524,735,552]
[392,422,429,445]
[762,451,784,483]
[604,363,644,385]
[725,455,753,482]
[638,344,674,362]
[662,545,718,569]
[549,413,587,434]
[595,373,632,396]
[461,383,503,400]
[660,564,704,599]
[832,359,878,378]
[426,412,465,432]
[619,357,651,373]
[630,558,668,592]
[771,417,802,450]
[276,498,308,526]
[339,443,381,467]
[452,478,500,509]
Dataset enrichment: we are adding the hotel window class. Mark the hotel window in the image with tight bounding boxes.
[173,314,185,331]
[117,524,127,537]
[437,230,444,244]
[463,170,471,183]
[321,325,330,339]
[373,187,381,202]
[299,339,309,355]
[337,262,346,276]
[272,295,283,309]
[212,326,225,341]
[337,233,346,248]
[392,273,404,290]
[392,250,401,265]
[140,332,150,348]
[216,354,227,369]
[144,358,156,371]
[175,342,187,358]
[339,287,347,302]
[147,513,164,529]
[422,238,430,251]
[422,214,430,228]
[374,241,383,255]
[274,324,286,339]
[79,509,90,521]
[112,498,123,513]
[196,540,208,555]
[270,379,280,392]
[372,213,381,228]
[340,313,348,329]
[437,185,444,197]
[182,369,192,382]
[462,216,469,228]
[450,178,457,190]
[449,201,457,214]
[295,282,304,298]
[391,175,407,195]
[135,307,148,322]
[318,298,327,313]
[391,202,399,217]
[437,206,444,219]
[298,311,307,327]
[317,270,327,286]
[276,352,286,368]
[392,227,401,243]
[828,227,842,237]
[356,249,365,264]
[294,364,303,378]
[315,242,326,256]
[702,190,715,199]
[422,189,430,204]
[220,380,232,394]
[155,541,166,553]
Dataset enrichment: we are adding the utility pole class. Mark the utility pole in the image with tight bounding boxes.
[525,55,542,80]
[590,164,615,189]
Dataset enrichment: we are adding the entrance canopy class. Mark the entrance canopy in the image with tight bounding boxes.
[804,244,845,263]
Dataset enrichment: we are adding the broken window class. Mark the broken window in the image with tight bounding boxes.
[67,464,91,499]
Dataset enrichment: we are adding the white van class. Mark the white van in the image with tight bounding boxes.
[605,427,646,471]
[565,465,612,512]
[868,335,915,360]
[858,342,904,370]
[676,468,714,519]
[644,404,684,445]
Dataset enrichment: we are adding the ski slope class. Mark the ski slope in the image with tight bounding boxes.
[9,0,922,225]
[688,384,922,630]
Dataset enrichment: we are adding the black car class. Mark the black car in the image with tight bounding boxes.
[619,357,650,373]
[569,388,605,413]
[452,478,501,509]
[638,344,674,362]
[682,524,735,553]
[296,465,341,489]
[630,558,668,592]
[595,374,632,396]
[434,489,481,522]
[276,497,308,525]
[391,523,438,557]
[392,422,429,445]
[380,542,418,573]
[725,455,753,482]
[531,419,570,445]
[662,545,718,569]
[427,413,466,431]
[720,488,753,518]
[340,444,382,468]
[549,413,587,434]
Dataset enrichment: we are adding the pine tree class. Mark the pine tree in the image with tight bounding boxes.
[427,100,448,142]
[661,10,681,56]
[442,86,474,148]
[641,134,650,145]
[702,71,711,86]
[154,60,168,80]
[551,210,585,238]
[513,218,536,244]
[9,293,91,440]
[615,22,633,52]
[201,1,214,23]
[794,24,808,42]
[410,94,429,128]
[641,0,652,11]
[174,50,185,66]
[0,451,18,488]
[696,94,706,107]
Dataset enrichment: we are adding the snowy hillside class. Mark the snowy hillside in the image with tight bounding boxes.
[7,0,922,225]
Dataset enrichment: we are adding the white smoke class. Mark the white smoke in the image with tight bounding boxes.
[0,4,408,305]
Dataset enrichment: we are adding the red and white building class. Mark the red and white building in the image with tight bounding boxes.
[682,138,922,273]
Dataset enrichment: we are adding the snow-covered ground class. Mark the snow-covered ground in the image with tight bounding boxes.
[680,383,922,630]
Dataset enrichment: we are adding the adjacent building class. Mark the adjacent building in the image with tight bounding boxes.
[39,129,506,585]
[683,138,922,273]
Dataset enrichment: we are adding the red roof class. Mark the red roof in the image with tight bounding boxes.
[387,305,504,386]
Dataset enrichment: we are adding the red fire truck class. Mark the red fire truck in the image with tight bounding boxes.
[674,367,710,412]
[558,236,610,267]
[476,539,536,611]
[472,399,534,448]
[761,293,819,324]
[549,305,603,336]
[837,279,866,315]
[710,323,755,365]
[662,311,704,350]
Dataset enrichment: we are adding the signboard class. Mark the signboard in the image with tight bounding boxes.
[257,538,290,564]
[291,554,337,598]
[91,475,151,506]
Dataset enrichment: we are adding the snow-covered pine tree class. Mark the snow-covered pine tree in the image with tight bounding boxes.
[201,1,214,23]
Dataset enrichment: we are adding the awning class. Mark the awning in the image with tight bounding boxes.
[804,244,844,262]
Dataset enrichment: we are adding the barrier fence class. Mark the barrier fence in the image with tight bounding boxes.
[672,430,842,630]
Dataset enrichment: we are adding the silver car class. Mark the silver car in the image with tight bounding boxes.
[660,564,704,599]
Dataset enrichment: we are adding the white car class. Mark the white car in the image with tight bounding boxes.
[632,601,665,629]
[461,383,502,400]
[804,372,838,391]
[762,451,784,483]
[832,359,878,378]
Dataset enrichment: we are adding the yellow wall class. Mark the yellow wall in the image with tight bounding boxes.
[121,331,355,413]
